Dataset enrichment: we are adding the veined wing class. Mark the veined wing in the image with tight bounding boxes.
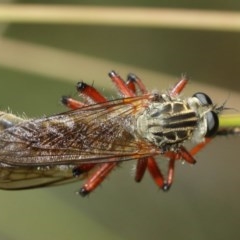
[0,164,83,189]
[0,95,159,167]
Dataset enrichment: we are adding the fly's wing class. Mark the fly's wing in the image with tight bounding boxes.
[0,96,158,167]
[0,164,84,189]
[0,112,84,189]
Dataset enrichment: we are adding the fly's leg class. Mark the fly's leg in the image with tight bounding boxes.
[199,128,240,145]
[145,150,193,191]
[109,71,135,97]
[189,138,212,155]
[147,155,176,191]
[165,158,175,190]
[134,157,148,182]
[76,81,107,103]
[126,73,148,95]
[178,146,197,164]
[61,81,107,110]
[72,163,96,177]
[61,96,85,109]
[161,139,212,190]
[147,157,165,189]
[169,75,188,97]
[161,147,195,190]
[125,75,137,93]
[79,162,117,196]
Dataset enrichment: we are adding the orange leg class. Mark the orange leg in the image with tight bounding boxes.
[126,73,148,94]
[72,164,96,177]
[109,71,135,97]
[134,157,148,182]
[170,75,188,97]
[190,138,212,156]
[76,81,107,103]
[79,162,117,196]
[61,96,85,109]
[147,157,166,189]
[161,138,213,190]
[165,158,175,190]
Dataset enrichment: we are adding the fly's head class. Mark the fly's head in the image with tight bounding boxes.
[187,92,220,143]
[136,92,220,151]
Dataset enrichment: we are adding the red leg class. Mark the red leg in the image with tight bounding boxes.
[178,146,197,164]
[109,71,135,97]
[76,81,107,103]
[161,138,212,190]
[79,162,117,196]
[190,138,212,156]
[127,73,148,95]
[146,155,176,191]
[62,81,107,111]
[147,157,165,189]
[72,164,96,176]
[169,75,188,97]
[135,157,148,182]
[125,75,137,94]
[149,147,195,191]
[165,158,175,190]
[61,96,85,109]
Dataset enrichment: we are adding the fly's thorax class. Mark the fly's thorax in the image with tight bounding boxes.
[136,96,198,150]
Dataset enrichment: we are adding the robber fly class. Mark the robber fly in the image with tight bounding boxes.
[0,71,222,196]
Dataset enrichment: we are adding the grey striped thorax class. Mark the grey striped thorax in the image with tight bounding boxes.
[136,93,212,151]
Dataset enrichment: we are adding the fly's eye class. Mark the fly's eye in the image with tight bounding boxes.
[193,92,213,105]
[205,111,219,137]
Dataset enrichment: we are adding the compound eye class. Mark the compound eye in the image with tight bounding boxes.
[205,111,219,137]
[193,92,213,105]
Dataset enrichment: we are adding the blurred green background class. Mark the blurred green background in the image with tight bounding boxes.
[0,1,239,240]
